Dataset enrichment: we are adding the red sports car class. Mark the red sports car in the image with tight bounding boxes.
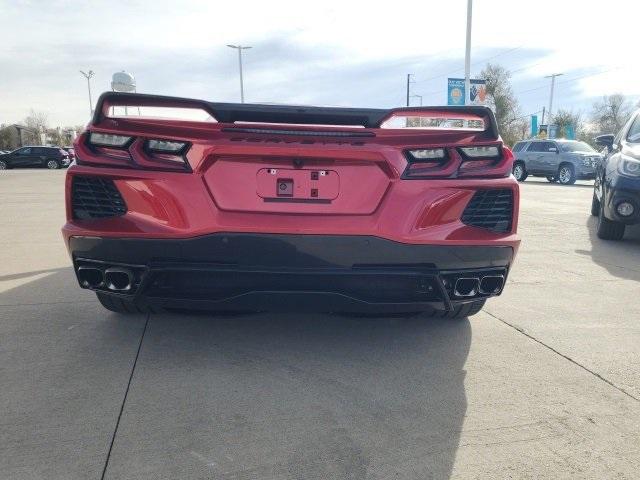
[62,92,519,318]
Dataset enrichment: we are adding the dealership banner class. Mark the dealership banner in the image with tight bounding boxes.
[447,78,487,106]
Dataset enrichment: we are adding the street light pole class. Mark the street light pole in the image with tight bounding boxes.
[464,0,473,105]
[79,70,95,116]
[227,44,252,103]
[545,73,563,124]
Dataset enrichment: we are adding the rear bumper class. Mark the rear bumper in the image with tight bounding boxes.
[69,233,514,313]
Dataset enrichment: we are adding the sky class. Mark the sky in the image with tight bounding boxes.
[1,0,639,127]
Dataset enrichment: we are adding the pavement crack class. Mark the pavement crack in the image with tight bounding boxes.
[100,313,150,480]
[484,310,640,403]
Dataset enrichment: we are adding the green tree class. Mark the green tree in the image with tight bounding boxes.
[479,63,526,147]
[552,109,581,139]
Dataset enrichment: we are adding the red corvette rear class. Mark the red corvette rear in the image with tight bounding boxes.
[62,92,519,318]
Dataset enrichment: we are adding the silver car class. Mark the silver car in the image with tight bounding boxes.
[511,139,602,185]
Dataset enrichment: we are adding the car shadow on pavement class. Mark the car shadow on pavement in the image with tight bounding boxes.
[1,267,473,480]
[576,216,640,283]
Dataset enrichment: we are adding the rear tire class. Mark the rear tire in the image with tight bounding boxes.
[557,164,576,185]
[596,199,625,240]
[96,292,160,314]
[0,160,8,170]
[426,299,486,319]
[513,162,527,182]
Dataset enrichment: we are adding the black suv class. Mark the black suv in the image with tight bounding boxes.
[0,146,71,170]
[591,109,640,240]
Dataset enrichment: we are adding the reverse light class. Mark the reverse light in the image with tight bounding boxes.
[89,132,132,147]
[460,146,500,158]
[408,148,446,160]
[146,139,187,153]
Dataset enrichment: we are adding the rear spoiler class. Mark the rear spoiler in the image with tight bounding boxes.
[92,92,499,139]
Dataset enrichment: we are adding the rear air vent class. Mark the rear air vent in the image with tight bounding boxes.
[461,189,513,233]
[72,176,127,219]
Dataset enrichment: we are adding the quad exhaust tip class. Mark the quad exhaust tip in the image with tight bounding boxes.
[454,277,479,297]
[77,266,104,288]
[104,267,133,291]
[479,275,504,295]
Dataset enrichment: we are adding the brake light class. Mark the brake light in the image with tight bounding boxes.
[402,144,513,179]
[78,131,191,172]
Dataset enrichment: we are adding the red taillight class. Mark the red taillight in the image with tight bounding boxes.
[402,144,513,179]
[76,131,191,172]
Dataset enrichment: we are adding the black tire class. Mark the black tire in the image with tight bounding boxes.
[596,199,625,240]
[96,292,160,314]
[512,161,528,182]
[45,159,60,170]
[0,159,8,170]
[546,175,557,182]
[590,190,600,216]
[557,164,576,185]
[426,299,486,319]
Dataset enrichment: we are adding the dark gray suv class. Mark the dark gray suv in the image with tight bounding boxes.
[511,139,602,185]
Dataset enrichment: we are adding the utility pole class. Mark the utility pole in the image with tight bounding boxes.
[464,0,473,105]
[545,73,563,124]
[406,74,414,107]
[541,106,546,126]
[79,70,95,116]
[227,44,252,103]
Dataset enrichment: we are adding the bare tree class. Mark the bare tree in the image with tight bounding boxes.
[591,94,633,134]
[479,63,525,147]
[23,109,49,132]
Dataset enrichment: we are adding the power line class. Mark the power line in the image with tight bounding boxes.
[414,45,524,84]
[515,67,621,97]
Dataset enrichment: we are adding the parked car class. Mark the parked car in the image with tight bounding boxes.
[63,92,520,318]
[0,146,71,170]
[591,109,640,240]
[511,139,601,185]
[63,147,75,161]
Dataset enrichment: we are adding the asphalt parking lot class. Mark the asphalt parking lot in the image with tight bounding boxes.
[2,170,639,479]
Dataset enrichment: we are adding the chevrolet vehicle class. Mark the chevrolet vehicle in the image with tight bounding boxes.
[591,109,640,240]
[62,92,520,318]
[512,139,601,184]
[0,146,71,169]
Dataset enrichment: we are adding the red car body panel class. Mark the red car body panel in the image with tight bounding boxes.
[63,92,520,313]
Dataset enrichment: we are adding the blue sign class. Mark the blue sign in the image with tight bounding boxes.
[565,124,575,140]
[448,78,487,106]
[447,78,465,105]
[530,115,538,138]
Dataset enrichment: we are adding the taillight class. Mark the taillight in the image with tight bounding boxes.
[402,144,512,179]
[78,131,191,172]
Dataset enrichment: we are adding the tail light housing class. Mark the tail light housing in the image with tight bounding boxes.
[402,144,513,179]
[76,131,191,172]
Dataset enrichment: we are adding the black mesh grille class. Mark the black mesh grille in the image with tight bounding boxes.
[72,176,127,219]
[461,189,513,233]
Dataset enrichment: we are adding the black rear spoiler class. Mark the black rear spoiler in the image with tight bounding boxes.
[93,92,499,139]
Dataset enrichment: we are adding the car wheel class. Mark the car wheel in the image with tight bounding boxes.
[546,175,557,182]
[0,160,7,170]
[590,190,600,216]
[557,164,576,185]
[96,292,162,314]
[425,299,486,320]
[596,197,625,240]
[46,159,60,169]
[512,162,528,182]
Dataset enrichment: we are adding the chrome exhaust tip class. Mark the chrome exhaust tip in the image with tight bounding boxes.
[77,266,104,288]
[454,277,479,297]
[479,275,504,295]
[104,267,133,292]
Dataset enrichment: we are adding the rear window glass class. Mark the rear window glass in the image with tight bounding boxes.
[513,142,527,152]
